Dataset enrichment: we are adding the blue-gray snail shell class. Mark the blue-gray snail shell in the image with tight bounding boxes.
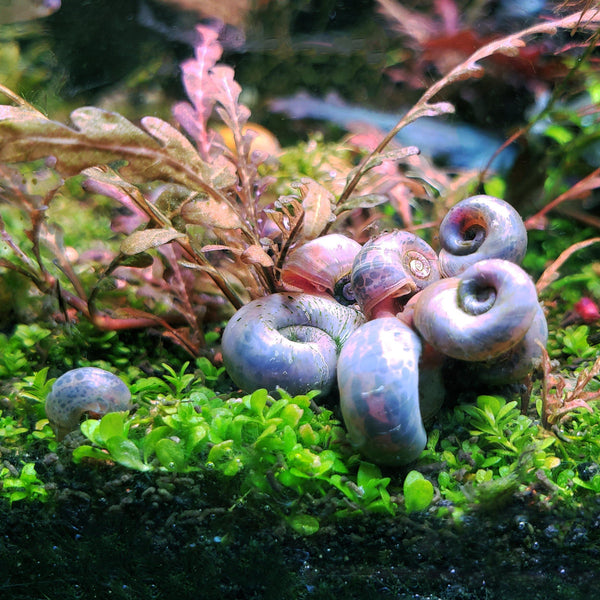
[338,318,427,465]
[412,258,540,362]
[438,195,527,277]
[45,367,132,440]
[221,293,365,396]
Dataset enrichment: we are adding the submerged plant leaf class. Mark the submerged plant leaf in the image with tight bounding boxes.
[288,513,320,535]
[121,229,187,255]
[0,105,224,191]
[240,244,274,267]
[292,178,335,239]
[181,197,243,229]
[403,470,434,513]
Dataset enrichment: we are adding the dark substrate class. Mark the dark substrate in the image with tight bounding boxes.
[1,454,599,600]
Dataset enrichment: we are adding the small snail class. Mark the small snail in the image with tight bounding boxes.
[45,367,132,440]
[438,195,527,277]
[338,318,427,466]
[281,234,361,305]
[351,231,440,319]
[221,293,365,396]
[412,259,539,362]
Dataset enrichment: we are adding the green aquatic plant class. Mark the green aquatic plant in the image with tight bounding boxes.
[0,462,47,506]
[69,381,400,529]
[556,325,596,359]
[0,324,52,378]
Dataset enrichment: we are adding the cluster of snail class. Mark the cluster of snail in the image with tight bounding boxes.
[222,196,548,466]
[44,195,547,467]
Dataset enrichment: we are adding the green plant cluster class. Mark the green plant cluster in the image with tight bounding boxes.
[419,394,600,520]
[2,344,599,532]
[0,324,52,378]
[69,360,407,533]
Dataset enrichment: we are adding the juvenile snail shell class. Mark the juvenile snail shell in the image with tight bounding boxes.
[222,293,365,396]
[413,259,539,362]
[438,195,527,277]
[45,367,132,440]
[338,318,427,466]
[351,231,440,319]
[281,234,361,305]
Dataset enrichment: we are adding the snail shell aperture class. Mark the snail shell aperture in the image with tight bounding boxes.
[45,367,132,440]
[281,234,361,305]
[351,230,440,319]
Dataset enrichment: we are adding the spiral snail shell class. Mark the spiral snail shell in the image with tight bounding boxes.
[466,302,548,385]
[412,259,539,362]
[338,318,427,466]
[438,195,527,277]
[281,234,361,305]
[221,293,365,396]
[45,367,132,440]
[351,231,440,319]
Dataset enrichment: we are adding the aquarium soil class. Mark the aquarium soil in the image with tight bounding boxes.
[1,456,598,600]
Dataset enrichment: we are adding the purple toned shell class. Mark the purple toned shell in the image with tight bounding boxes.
[221,293,365,396]
[45,367,132,440]
[351,231,440,319]
[337,318,427,466]
[281,234,361,305]
[438,195,527,277]
[468,302,548,385]
[412,259,539,362]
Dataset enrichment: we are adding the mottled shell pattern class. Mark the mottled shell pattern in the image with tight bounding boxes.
[281,234,361,305]
[338,318,425,465]
[351,230,441,318]
[45,367,132,440]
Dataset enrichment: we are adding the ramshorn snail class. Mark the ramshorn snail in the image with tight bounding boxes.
[220,195,547,466]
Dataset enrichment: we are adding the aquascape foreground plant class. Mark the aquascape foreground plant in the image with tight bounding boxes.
[1,9,600,524]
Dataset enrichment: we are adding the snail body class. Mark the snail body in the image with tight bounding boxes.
[351,231,440,318]
[438,195,527,277]
[222,293,365,396]
[45,367,132,440]
[413,259,539,362]
[281,234,361,305]
[338,318,426,465]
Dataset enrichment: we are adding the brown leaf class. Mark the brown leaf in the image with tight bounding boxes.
[335,193,389,215]
[0,105,220,193]
[181,197,243,229]
[240,244,274,267]
[121,228,187,255]
[293,178,335,239]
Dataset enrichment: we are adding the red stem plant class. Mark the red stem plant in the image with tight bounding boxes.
[0,8,599,354]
